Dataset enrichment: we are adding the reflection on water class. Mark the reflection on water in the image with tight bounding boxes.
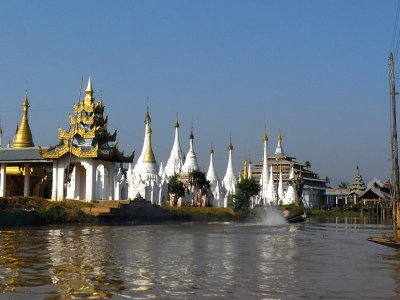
[47,227,124,298]
[0,217,399,299]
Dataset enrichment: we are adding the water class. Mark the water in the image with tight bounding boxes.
[0,217,399,299]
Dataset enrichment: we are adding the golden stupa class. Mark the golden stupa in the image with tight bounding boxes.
[13,94,34,148]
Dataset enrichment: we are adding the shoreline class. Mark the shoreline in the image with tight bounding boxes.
[0,197,368,228]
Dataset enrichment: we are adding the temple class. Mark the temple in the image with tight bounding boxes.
[249,131,328,207]
[0,77,332,209]
[0,93,53,198]
[40,77,133,201]
[349,164,366,201]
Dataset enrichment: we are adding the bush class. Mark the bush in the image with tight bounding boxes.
[38,202,68,223]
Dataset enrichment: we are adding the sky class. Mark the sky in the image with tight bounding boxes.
[0,0,397,186]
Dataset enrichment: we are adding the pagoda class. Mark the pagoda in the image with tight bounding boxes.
[13,94,34,148]
[0,93,52,198]
[40,77,133,201]
[349,165,366,203]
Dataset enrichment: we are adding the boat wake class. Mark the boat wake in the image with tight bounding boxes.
[257,207,287,226]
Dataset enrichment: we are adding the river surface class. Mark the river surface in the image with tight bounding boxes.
[0,216,399,299]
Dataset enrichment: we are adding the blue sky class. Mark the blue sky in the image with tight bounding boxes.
[0,0,396,186]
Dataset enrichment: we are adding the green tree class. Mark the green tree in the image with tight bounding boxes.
[325,176,330,183]
[231,178,260,213]
[304,161,311,169]
[189,170,210,195]
[168,174,185,198]
[338,182,349,189]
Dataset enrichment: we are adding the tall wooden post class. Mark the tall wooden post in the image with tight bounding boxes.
[389,52,400,237]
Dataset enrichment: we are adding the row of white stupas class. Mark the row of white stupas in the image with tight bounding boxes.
[114,109,296,207]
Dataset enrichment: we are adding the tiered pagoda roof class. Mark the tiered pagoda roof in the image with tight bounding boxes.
[350,165,366,195]
[40,78,133,162]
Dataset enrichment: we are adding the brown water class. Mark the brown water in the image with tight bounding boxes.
[0,217,398,299]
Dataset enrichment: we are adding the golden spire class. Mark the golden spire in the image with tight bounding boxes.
[143,125,156,163]
[83,77,94,106]
[243,159,248,180]
[13,93,34,148]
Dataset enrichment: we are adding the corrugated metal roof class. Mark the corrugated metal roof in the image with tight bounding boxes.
[0,147,51,163]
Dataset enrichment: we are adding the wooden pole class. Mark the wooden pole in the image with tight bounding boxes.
[389,53,400,237]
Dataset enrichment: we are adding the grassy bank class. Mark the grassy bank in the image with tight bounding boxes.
[1,197,366,227]
[309,208,361,217]
[164,206,238,222]
[0,197,95,226]
[0,197,238,226]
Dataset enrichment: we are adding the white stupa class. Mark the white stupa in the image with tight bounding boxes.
[164,115,184,177]
[180,128,199,175]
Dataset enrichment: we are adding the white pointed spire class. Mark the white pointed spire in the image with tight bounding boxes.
[259,129,269,204]
[223,136,236,199]
[135,107,151,168]
[206,145,218,183]
[266,165,277,204]
[248,161,252,179]
[289,163,294,179]
[278,166,284,202]
[181,128,198,174]
[85,76,93,92]
[260,129,269,186]
[275,131,284,155]
[165,115,184,177]
[284,163,296,205]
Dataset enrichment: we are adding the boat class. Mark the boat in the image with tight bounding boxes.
[285,165,309,224]
[287,211,307,223]
[367,237,400,249]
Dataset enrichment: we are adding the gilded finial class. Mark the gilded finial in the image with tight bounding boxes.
[175,113,180,128]
[190,127,194,140]
[144,97,151,124]
[263,126,268,142]
[228,134,233,151]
